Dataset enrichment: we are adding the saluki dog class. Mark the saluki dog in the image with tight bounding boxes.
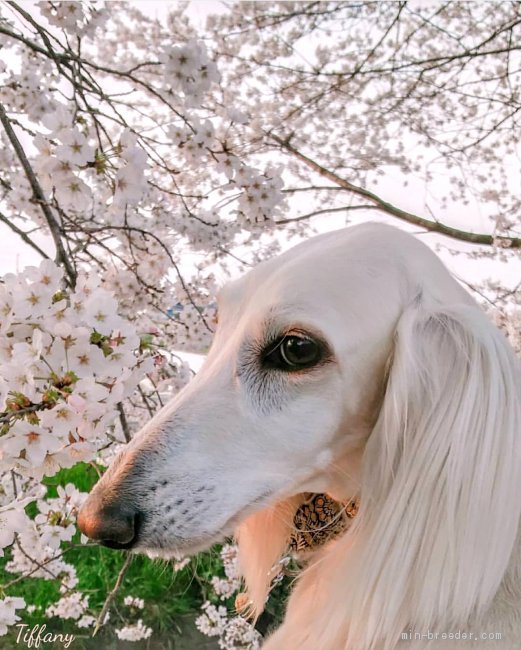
[79,223,521,649]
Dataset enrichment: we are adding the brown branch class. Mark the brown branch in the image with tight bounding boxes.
[0,403,49,425]
[15,538,60,581]
[0,547,73,590]
[282,185,349,193]
[0,211,51,260]
[272,135,521,249]
[0,102,78,284]
[117,402,131,443]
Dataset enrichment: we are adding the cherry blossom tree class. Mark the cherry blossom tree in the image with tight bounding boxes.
[0,1,519,645]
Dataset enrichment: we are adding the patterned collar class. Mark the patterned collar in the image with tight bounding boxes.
[288,493,359,556]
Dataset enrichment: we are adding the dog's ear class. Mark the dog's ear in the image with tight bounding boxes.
[338,301,521,647]
[235,496,301,619]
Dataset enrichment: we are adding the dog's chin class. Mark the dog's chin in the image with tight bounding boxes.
[130,524,232,560]
[141,534,223,561]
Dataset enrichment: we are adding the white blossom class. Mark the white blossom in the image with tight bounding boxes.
[46,592,89,620]
[124,596,145,609]
[0,505,32,557]
[0,597,25,636]
[0,2,519,646]
[55,128,95,167]
[115,619,153,641]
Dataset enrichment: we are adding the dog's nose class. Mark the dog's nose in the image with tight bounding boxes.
[78,497,141,550]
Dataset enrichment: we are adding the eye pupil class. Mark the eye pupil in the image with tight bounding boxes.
[281,337,318,367]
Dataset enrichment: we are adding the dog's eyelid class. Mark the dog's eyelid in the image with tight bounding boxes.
[271,326,328,348]
[263,334,288,358]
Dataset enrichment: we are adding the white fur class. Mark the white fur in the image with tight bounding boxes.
[84,223,521,649]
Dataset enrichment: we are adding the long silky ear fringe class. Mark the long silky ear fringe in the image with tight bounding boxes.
[345,304,521,649]
[268,303,521,650]
[235,495,302,618]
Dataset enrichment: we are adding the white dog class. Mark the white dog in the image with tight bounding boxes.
[78,223,521,649]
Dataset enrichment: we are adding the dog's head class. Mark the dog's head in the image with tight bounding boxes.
[79,224,411,551]
[78,223,521,646]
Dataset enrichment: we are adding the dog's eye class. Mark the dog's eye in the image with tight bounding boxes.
[263,335,322,371]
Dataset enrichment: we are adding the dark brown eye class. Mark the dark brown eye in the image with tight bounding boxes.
[263,335,322,371]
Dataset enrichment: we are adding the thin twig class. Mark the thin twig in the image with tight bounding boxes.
[0,547,73,590]
[0,403,49,425]
[276,204,374,225]
[93,553,132,636]
[0,211,51,260]
[117,402,131,443]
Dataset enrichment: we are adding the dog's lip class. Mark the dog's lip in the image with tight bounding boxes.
[135,490,277,557]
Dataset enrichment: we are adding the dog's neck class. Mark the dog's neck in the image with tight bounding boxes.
[265,452,521,650]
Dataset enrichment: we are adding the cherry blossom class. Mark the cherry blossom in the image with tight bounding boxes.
[46,592,89,621]
[0,259,152,482]
[162,39,220,106]
[55,129,95,167]
[0,504,32,557]
[123,596,145,610]
[115,619,153,642]
[0,597,26,636]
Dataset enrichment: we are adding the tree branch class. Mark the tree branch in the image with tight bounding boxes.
[117,402,131,443]
[0,211,51,261]
[272,135,521,248]
[0,102,78,284]
[93,553,132,636]
[276,204,374,225]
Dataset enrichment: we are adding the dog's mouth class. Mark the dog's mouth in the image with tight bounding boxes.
[131,490,277,559]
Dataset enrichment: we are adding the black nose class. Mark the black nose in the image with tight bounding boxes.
[78,501,142,550]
